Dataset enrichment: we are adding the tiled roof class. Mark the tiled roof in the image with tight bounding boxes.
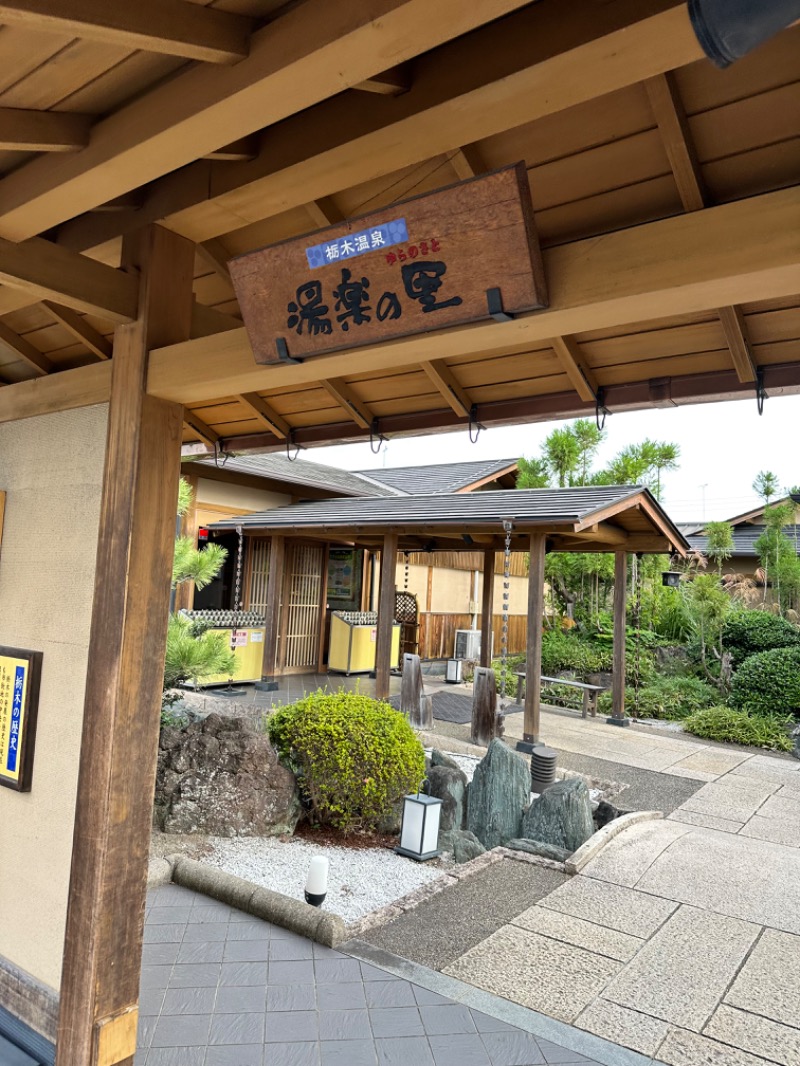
[191,453,399,497]
[688,525,800,558]
[356,458,518,495]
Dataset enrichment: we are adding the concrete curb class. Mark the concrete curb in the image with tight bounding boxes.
[565,810,663,874]
[147,856,174,887]
[170,856,347,947]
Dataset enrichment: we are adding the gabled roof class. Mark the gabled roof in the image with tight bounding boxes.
[688,525,800,558]
[192,453,400,498]
[210,485,687,555]
[356,458,519,495]
[724,497,799,527]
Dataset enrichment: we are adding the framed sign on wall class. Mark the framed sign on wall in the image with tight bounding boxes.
[230,163,547,366]
[0,646,43,792]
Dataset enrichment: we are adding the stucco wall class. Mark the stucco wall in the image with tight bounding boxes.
[196,477,290,516]
[0,404,108,991]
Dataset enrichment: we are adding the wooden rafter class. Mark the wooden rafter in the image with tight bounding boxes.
[0,0,253,64]
[320,378,374,430]
[306,198,345,228]
[0,235,138,322]
[41,301,112,360]
[421,359,472,418]
[0,0,532,241]
[550,335,598,403]
[91,192,144,213]
[236,392,290,439]
[717,305,757,384]
[0,319,53,375]
[0,108,90,152]
[196,239,232,283]
[354,63,411,96]
[449,144,485,181]
[190,302,241,339]
[183,410,220,447]
[204,137,259,162]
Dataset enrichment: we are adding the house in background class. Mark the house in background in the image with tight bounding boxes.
[682,496,800,579]
[181,454,529,670]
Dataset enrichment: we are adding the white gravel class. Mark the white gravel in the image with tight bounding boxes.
[201,835,445,924]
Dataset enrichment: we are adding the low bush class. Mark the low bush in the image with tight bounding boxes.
[597,674,718,720]
[722,611,800,666]
[729,645,800,716]
[684,706,792,752]
[267,690,425,833]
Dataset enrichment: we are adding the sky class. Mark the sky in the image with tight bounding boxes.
[311,393,800,524]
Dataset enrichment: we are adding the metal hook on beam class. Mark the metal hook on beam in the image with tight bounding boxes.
[756,368,767,416]
[369,418,388,455]
[595,386,610,431]
[468,404,485,444]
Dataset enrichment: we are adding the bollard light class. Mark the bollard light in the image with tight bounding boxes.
[395,789,442,862]
[304,856,329,908]
[662,571,682,588]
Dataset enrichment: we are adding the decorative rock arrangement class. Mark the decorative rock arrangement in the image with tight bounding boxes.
[506,839,571,863]
[426,763,467,835]
[522,777,595,853]
[155,714,301,837]
[466,738,529,849]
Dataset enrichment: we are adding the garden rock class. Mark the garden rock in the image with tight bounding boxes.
[593,800,621,829]
[431,749,462,772]
[426,764,467,835]
[155,714,301,837]
[522,777,594,852]
[506,839,571,863]
[452,829,486,864]
[467,738,529,849]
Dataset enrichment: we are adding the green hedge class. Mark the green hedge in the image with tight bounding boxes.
[597,674,718,720]
[722,612,800,666]
[684,706,792,752]
[268,690,425,833]
[729,645,800,716]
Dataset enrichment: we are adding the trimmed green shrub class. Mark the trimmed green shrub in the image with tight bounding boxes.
[267,690,425,833]
[684,706,792,752]
[722,611,800,666]
[729,645,800,716]
[597,674,718,720]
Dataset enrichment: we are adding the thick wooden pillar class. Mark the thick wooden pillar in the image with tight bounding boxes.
[258,534,285,690]
[519,531,546,753]
[56,226,191,1066]
[609,551,630,726]
[480,549,495,668]
[375,532,398,699]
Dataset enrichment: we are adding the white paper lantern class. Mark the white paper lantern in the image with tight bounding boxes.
[395,793,442,861]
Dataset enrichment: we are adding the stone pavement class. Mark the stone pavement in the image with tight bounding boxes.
[138,882,607,1066]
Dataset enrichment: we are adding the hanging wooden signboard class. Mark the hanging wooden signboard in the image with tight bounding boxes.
[0,646,42,792]
[230,163,547,365]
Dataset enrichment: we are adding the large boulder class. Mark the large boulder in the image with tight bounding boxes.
[522,777,594,853]
[452,829,486,864]
[426,763,467,835]
[155,714,301,837]
[466,738,529,849]
[506,839,571,863]
[431,749,462,772]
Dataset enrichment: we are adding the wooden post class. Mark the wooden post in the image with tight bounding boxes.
[471,666,499,746]
[480,548,494,668]
[56,226,191,1066]
[519,531,546,753]
[258,534,285,690]
[375,532,398,699]
[609,551,630,727]
[401,653,431,729]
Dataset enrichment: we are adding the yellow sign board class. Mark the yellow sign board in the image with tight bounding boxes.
[0,646,42,792]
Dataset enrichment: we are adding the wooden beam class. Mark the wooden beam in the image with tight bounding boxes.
[41,301,112,360]
[480,549,494,669]
[421,359,472,418]
[183,409,220,446]
[196,239,232,282]
[260,535,285,684]
[306,197,345,228]
[644,71,706,213]
[375,531,399,698]
[0,0,253,64]
[56,224,192,1066]
[354,63,411,96]
[147,188,800,406]
[0,359,111,424]
[320,378,374,430]
[566,522,629,545]
[0,108,90,152]
[236,392,290,439]
[550,335,598,403]
[0,320,53,375]
[91,192,144,213]
[717,305,758,384]
[522,531,546,746]
[0,0,532,241]
[449,144,485,180]
[611,551,628,723]
[190,301,242,339]
[204,137,259,162]
[0,235,138,322]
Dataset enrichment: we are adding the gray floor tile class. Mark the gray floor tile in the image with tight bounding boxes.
[205,1045,262,1066]
[376,1036,435,1066]
[318,1008,372,1041]
[265,1041,321,1065]
[319,1039,378,1066]
[176,940,225,965]
[161,987,217,1016]
[413,987,450,1007]
[168,963,221,988]
[270,937,315,961]
[420,1004,478,1035]
[317,982,367,1010]
[152,886,198,906]
[269,961,315,984]
[146,1049,205,1066]
[151,1014,211,1048]
[226,922,272,941]
[223,939,271,963]
[214,985,266,1013]
[144,924,186,944]
[182,922,230,943]
[312,944,346,959]
[537,1040,597,1064]
[219,961,268,986]
[480,1030,546,1065]
[369,1007,424,1038]
[429,1034,491,1066]
[187,905,231,924]
[364,981,416,1008]
[267,984,317,1012]
[149,907,193,925]
[360,964,399,982]
[265,1010,320,1043]
[138,1014,158,1050]
[140,988,166,1016]
[470,1011,517,1033]
[315,959,363,983]
[208,1011,265,1045]
[142,943,181,967]
[140,965,174,991]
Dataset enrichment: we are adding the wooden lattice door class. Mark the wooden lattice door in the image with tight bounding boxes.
[395,590,419,658]
[282,542,325,671]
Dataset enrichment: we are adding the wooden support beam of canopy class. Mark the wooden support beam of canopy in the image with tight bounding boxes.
[0,320,53,375]
[147,188,800,406]
[183,410,220,446]
[320,378,375,430]
[521,531,546,748]
[0,235,138,322]
[449,145,485,181]
[54,1,702,252]
[0,0,253,64]
[41,301,112,360]
[305,198,345,228]
[196,239,232,283]
[204,137,259,162]
[0,0,533,241]
[0,107,90,152]
[550,335,598,403]
[236,392,290,439]
[717,304,758,385]
[354,63,411,96]
[421,359,472,418]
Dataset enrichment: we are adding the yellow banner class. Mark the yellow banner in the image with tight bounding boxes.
[0,654,28,785]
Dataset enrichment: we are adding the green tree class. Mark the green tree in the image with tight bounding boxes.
[753,470,780,504]
[572,418,605,484]
[754,502,800,614]
[682,573,732,691]
[542,426,581,487]
[705,520,734,575]
[517,455,550,488]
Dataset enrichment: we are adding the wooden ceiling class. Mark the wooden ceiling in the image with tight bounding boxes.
[0,0,797,453]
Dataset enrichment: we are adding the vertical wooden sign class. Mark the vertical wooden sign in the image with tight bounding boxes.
[0,646,43,792]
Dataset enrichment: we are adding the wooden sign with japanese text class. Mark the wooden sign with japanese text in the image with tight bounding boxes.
[0,646,42,792]
[230,164,547,364]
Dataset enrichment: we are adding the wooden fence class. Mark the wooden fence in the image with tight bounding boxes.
[417,612,527,659]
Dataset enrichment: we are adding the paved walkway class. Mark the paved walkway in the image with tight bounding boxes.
[137,883,605,1066]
